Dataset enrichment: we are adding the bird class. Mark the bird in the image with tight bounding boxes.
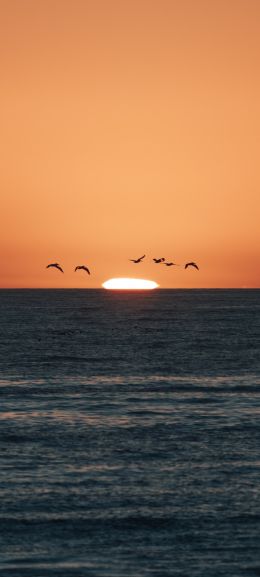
[75,265,90,275]
[185,262,199,270]
[46,263,64,273]
[129,255,146,263]
[164,262,179,267]
[153,258,165,263]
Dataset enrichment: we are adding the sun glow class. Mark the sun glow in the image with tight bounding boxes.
[102,278,159,290]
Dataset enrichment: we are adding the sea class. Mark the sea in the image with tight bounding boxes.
[0,288,259,577]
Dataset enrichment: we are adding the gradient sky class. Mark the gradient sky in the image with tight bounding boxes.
[1,0,259,288]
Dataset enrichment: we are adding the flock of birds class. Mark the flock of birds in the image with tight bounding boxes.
[46,256,199,275]
[130,255,199,269]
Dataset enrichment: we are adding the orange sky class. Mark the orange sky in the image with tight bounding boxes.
[1,0,259,288]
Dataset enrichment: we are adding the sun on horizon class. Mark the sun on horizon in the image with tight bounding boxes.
[102,278,159,290]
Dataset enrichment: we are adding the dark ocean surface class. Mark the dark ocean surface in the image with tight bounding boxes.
[0,289,260,576]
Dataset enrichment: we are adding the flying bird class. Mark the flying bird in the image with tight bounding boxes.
[185,262,199,270]
[153,258,165,263]
[75,265,90,275]
[129,255,146,263]
[164,262,179,267]
[46,263,64,273]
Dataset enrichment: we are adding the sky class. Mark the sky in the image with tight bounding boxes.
[1,0,259,288]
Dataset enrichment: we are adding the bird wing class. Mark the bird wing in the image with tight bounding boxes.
[83,267,90,274]
[139,255,145,260]
[56,265,64,273]
[185,262,199,270]
[75,266,79,271]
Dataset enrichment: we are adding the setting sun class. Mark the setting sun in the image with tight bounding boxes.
[102,278,159,290]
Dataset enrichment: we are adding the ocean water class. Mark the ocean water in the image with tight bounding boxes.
[0,288,259,577]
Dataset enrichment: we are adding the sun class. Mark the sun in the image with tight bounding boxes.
[102,278,159,290]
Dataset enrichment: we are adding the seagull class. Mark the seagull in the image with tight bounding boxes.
[129,255,146,263]
[185,262,199,270]
[46,263,64,273]
[164,262,179,267]
[153,258,165,263]
[75,265,90,275]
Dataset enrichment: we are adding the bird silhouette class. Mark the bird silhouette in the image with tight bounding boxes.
[185,262,199,270]
[129,255,146,263]
[164,262,179,267]
[75,265,90,275]
[153,258,165,263]
[46,263,64,273]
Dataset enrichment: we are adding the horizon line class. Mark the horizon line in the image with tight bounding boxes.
[0,287,259,291]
